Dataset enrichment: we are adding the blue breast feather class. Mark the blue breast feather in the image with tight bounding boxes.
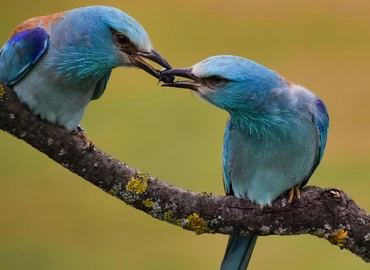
[222,97,329,195]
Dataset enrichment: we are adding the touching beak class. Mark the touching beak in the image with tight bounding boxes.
[131,49,174,82]
[159,68,201,91]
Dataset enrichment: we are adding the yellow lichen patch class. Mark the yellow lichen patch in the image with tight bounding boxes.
[0,85,5,99]
[126,173,149,195]
[107,189,116,196]
[328,229,348,248]
[143,199,154,208]
[186,213,213,235]
[136,171,150,182]
[164,212,172,221]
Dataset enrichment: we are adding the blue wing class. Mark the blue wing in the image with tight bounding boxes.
[300,97,330,187]
[91,70,112,100]
[0,28,48,86]
[222,117,233,195]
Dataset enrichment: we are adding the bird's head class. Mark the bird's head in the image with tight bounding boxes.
[61,6,173,81]
[160,55,288,114]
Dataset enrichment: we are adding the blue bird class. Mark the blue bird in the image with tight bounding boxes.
[0,6,173,147]
[160,55,329,269]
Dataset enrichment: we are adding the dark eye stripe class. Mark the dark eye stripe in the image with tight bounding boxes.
[204,75,230,83]
[210,75,224,82]
[109,27,138,54]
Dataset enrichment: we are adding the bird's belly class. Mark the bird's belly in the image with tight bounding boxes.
[13,72,95,131]
[229,124,317,205]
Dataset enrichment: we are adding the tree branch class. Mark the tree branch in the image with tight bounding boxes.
[0,84,369,263]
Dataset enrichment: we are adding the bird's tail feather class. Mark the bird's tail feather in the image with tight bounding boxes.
[220,235,258,270]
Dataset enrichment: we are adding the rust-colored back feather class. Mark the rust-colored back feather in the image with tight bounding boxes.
[9,13,65,39]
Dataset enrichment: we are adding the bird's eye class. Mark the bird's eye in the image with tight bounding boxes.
[210,76,224,84]
[205,75,228,87]
[116,34,130,45]
[110,28,137,53]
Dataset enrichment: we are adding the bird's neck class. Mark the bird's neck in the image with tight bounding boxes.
[228,84,316,137]
[45,47,112,85]
[229,111,290,138]
[57,55,110,80]
[47,19,118,82]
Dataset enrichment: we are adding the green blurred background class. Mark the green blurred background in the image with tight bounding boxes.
[0,0,369,269]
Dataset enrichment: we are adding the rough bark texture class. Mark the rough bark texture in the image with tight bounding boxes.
[0,84,369,262]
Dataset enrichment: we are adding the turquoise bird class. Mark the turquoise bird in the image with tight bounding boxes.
[160,55,329,269]
[0,6,173,147]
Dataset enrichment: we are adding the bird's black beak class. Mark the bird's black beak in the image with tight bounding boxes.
[159,68,201,91]
[131,49,174,83]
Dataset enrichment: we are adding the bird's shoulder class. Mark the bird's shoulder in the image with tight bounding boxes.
[0,17,53,85]
[9,12,65,39]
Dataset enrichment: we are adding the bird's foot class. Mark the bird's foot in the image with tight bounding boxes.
[256,202,273,216]
[259,202,272,209]
[72,126,94,149]
[287,187,301,204]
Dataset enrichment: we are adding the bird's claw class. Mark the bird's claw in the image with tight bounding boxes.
[76,124,85,132]
[287,187,301,204]
[259,202,272,209]
[72,129,94,150]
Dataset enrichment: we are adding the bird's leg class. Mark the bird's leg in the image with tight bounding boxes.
[287,188,294,204]
[287,187,301,204]
[294,187,301,200]
[71,125,94,149]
